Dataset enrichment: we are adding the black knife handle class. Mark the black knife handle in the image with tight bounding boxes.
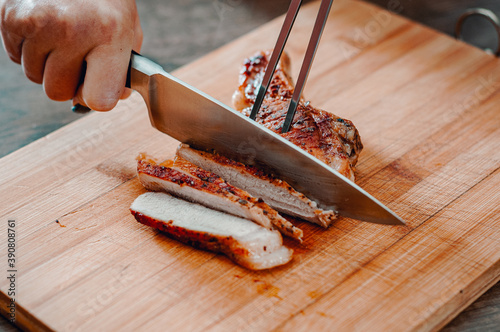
[125,50,141,89]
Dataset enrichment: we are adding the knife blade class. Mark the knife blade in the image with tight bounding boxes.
[126,52,405,225]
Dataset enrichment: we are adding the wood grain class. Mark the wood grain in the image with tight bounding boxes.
[443,281,500,331]
[0,0,499,331]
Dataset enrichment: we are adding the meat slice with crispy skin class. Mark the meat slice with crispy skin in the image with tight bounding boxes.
[131,192,293,270]
[136,153,303,241]
[232,50,363,179]
[177,144,337,228]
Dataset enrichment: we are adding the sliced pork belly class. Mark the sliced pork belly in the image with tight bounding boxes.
[136,154,303,241]
[130,192,293,270]
[232,50,363,179]
[177,144,337,228]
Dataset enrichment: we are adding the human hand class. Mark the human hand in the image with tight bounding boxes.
[0,0,143,111]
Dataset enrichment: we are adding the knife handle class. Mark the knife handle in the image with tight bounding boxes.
[125,50,141,89]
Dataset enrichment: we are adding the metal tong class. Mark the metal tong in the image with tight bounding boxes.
[249,0,334,133]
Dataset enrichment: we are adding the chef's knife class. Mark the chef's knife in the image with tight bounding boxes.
[126,52,405,225]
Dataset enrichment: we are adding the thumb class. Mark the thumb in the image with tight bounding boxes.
[71,60,91,113]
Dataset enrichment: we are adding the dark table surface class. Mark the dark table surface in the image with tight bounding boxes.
[0,0,498,330]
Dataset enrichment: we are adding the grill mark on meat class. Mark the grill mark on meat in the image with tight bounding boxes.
[177,144,337,228]
[130,51,366,270]
[232,50,363,181]
[136,154,303,241]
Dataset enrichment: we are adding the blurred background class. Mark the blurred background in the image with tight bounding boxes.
[1,0,499,158]
[0,1,499,330]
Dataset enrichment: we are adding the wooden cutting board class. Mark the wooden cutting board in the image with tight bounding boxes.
[1,0,499,331]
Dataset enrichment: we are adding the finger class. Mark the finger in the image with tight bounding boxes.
[43,51,85,101]
[81,45,131,111]
[0,30,23,64]
[20,38,49,84]
[120,88,132,100]
[73,84,87,107]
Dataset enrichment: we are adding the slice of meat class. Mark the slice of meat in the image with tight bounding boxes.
[130,192,293,270]
[177,144,337,228]
[136,153,303,241]
[232,50,363,179]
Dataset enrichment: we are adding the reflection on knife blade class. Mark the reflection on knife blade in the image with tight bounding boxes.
[128,50,404,225]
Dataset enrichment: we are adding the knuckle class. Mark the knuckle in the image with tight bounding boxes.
[97,11,121,35]
[2,1,51,38]
[1,1,17,25]
[95,7,135,42]
[1,8,19,35]
[24,13,49,37]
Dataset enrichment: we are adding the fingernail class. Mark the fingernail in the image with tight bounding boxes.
[72,104,92,114]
